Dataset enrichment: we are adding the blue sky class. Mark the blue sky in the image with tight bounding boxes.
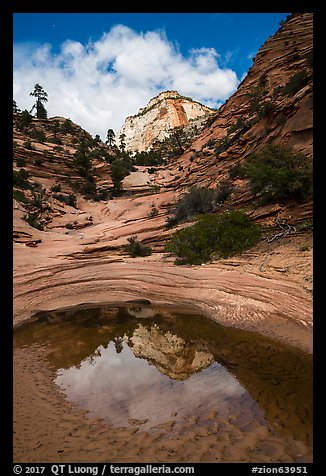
[13,13,289,139]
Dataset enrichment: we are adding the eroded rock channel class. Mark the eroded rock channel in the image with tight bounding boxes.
[14,304,312,463]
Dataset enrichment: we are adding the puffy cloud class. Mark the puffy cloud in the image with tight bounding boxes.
[13,25,239,139]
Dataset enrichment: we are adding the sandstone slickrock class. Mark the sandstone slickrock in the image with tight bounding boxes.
[13,13,313,353]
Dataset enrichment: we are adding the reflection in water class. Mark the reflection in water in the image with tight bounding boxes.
[56,330,245,428]
[129,322,214,380]
[55,330,248,429]
[14,304,312,451]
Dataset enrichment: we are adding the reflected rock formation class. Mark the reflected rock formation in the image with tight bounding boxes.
[127,323,214,380]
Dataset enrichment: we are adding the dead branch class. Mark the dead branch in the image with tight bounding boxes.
[265,217,296,243]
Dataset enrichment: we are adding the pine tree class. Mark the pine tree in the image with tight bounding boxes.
[17,110,33,132]
[13,100,21,113]
[106,129,115,146]
[110,159,130,191]
[74,141,92,178]
[119,133,126,152]
[30,84,48,119]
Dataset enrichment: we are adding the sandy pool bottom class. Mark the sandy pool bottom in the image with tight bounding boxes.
[14,306,313,463]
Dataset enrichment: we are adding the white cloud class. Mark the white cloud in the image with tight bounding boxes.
[13,25,239,140]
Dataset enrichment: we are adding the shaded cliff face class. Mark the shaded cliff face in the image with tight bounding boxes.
[158,12,312,222]
[118,90,215,152]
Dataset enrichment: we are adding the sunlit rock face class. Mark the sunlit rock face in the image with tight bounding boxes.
[128,323,214,380]
[118,90,215,152]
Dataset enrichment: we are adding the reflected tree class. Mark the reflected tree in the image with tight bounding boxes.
[113,336,124,354]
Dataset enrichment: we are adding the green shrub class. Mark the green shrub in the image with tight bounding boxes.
[110,158,131,190]
[13,169,29,188]
[16,110,33,132]
[206,139,216,147]
[34,158,43,166]
[93,134,102,145]
[67,194,77,208]
[61,119,75,134]
[13,189,28,203]
[299,243,310,252]
[246,85,266,113]
[166,186,219,227]
[227,117,244,134]
[23,140,35,150]
[53,193,77,208]
[51,183,61,192]
[29,129,46,143]
[104,153,118,164]
[124,236,152,257]
[259,73,268,88]
[16,157,26,167]
[81,180,97,197]
[149,205,159,217]
[214,136,230,155]
[257,101,276,119]
[89,148,109,160]
[215,180,233,203]
[292,52,300,62]
[30,181,43,192]
[23,213,44,230]
[81,180,110,201]
[30,189,46,209]
[297,220,313,232]
[165,211,262,265]
[94,188,110,201]
[66,223,74,230]
[44,151,55,160]
[228,161,243,180]
[251,100,263,114]
[48,137,63,145]
[133,149,164,166]
[74,141,92,177]
[282,71,308,96]
[243,144,312,203]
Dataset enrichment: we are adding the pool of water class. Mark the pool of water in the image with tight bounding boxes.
[14,304,312,453]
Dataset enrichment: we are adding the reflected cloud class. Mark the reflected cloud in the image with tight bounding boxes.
[56,323,247,429]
